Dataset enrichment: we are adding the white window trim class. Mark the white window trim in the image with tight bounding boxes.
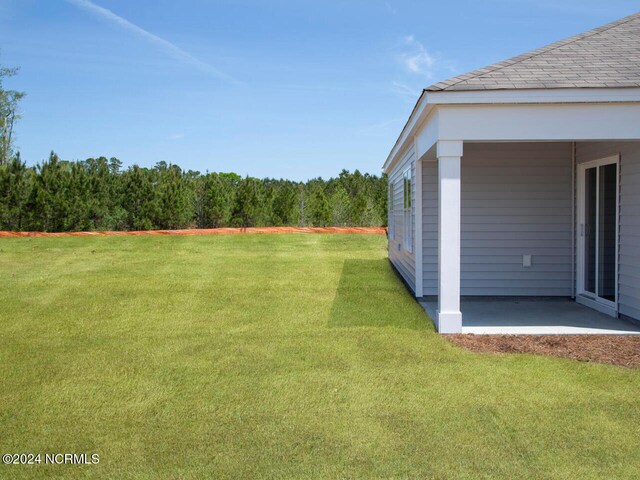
[403,168,413,253]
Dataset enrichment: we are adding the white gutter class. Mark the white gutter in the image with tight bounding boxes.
[426,87,640,105]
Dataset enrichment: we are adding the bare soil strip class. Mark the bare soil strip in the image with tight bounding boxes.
[448,334,640,368]
[0,226,387,238]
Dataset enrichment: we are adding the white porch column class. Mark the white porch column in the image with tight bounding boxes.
[437,140,463,333]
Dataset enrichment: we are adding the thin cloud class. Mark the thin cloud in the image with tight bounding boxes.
[398,35,435,77]
[357,118,403,136]
[384,2,398,15]
[167,133,185,140]
[66,0,237,83]
[391,81,421,99]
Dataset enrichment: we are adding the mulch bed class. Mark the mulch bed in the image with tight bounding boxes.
[0,226,387,238]
[448,334,640,368]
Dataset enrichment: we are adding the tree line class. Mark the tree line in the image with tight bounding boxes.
[0,153,387,232]
[0,60,387,232]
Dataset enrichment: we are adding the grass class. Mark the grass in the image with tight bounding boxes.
[0,234,639,479]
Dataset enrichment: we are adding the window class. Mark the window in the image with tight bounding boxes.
[403,169,413,252]
[388,182,395,239]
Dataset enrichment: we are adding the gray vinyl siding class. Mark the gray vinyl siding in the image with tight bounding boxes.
[422,142,574,296]
[422,161,438,295]
[388,147,416,292]
[576,141,640,321]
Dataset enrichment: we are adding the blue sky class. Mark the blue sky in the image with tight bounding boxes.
[0,1,638,180]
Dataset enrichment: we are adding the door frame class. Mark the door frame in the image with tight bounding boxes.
[575,154,620,317]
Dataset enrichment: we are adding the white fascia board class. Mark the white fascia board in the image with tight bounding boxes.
[437,103,640,141]
[383,87,640,173]
[426,87,640,105]
[415,108,439,160]
[383,92,432,173]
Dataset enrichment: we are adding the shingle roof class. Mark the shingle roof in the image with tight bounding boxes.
[427,12,640,91]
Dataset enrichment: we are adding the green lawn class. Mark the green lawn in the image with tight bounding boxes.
[1,234,639,479]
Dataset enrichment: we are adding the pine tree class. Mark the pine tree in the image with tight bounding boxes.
[330,184,351,226]
[0,153,31,230]
[232,176,260,227]
[155,163,193,229]
[65,160,91,231]
[122,165,158,230]
[272,181,298,225]
[199,173,236,227]
[309,187,331,227]
[29,152,71,232]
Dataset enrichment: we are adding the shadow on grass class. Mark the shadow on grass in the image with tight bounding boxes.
[328,259,429,330]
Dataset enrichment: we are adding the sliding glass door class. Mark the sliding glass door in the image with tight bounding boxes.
[578,156,618,308]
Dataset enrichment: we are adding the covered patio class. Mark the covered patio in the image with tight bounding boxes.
[384,13,640,334]
[415,138,640,334]
[420,298,640,335]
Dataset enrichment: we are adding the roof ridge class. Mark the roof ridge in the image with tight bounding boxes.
[432,11,640,91]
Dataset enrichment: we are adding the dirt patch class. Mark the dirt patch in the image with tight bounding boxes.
[0,226,387,238]
[448,334,640,368]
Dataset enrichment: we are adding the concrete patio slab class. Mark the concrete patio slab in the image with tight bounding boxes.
[420,298,640,335]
